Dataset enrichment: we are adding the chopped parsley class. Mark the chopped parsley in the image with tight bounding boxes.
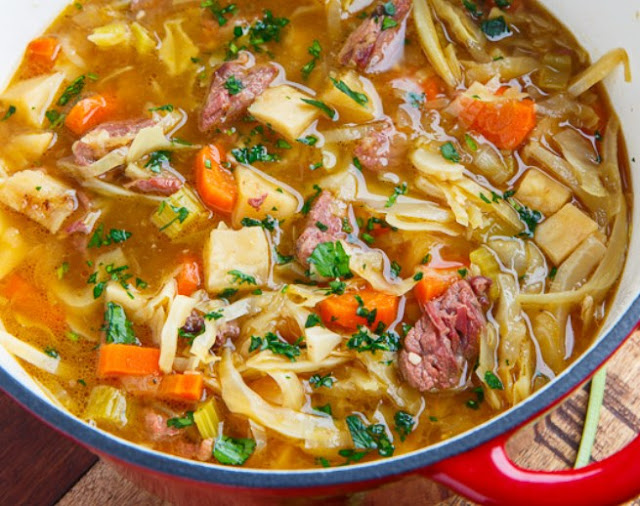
[44,347,59,359]
[276,139,292,149]
[390,261,402,279]
[248,10,290,51]
[159,205,190,232]
[88,264,134,299]
[301,98,337,120]
[232,144,278,164]
[301,40,322,80]
[301,185,322,215]
[385,182,408,208]
[240,215,278,231]
[481,16,512,41]
[549,266,558,280]
[308,241,352,279]
[347,326,400,353]
[352,157,363,171]
[135,278,148,289]
[224,75,245,95]
[205,310,224,321]
[326,280,347,295]
[297,135,319,146]
[149,104,174,113]
[466,386,485,410]
[305,313,323,328]
[274,248,294,265]
[228,270,257,285]
[330,77,368,106]
[145,151,172,173]
[219,288,239,300]
[462,0,482,17]
[346,415,394,458]
[381,17,398,30]
[484,371,504,390]
[394,411,415,441]
[316,221,328,232]
[249,332,302,361]
[102,302,137,345]
[495,0,512,7]
[441,141,461,163]
[383,1,396,15]
[201,0,237,26]
[45,110,65,128]
[314,404,333,416]
[407,91,425,108]
[56,262,70,280]
[309,373,336,389]
[57,75,86,106]
[2,105,16,121]
[422,253,432,265]
[88,224,132,248]
[465,134,478,152]
[214,436,256,466]
[458,268,468,278]
[167,411,195,429]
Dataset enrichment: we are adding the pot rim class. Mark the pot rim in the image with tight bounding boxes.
[1,293,639,489]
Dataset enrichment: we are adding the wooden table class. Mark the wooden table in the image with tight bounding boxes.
[3,333,640,506]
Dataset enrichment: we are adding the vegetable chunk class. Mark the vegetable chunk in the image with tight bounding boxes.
[0,170,77,233]
[248,85,321,141]
[321,71,381,123]
[515,170,571,216]
[203,226,270,293]
[0,73,64,127]
[534,204,598,265]
[232,166,299,228]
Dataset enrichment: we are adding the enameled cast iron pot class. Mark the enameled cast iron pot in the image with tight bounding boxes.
[0,1,638,505]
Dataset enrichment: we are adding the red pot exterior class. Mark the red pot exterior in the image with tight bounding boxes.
[106,454,451,506]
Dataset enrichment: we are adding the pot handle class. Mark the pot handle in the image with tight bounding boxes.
[425,429,640,506]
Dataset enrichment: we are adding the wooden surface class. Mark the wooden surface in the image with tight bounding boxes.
[3,333,640,505]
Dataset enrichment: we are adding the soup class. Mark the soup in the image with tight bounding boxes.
[0,0,631,469]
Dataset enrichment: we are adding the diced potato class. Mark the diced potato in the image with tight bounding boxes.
[232,166,299,228]
[203,226,270,293]
[515,170,571,216]
[151,185,209,240]
[0,210,27,280]
[159,19,199,75]
[321,70,381,123]
[248,85,320,141]
[2,132,54,172]
[0,73,65,127]
[305,326,343,363]
[131,22,156,54]
[0,170,77,233]
[87,22,131,48]
[534,204,598,265]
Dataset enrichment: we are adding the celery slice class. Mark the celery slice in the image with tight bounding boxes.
[84,385,128,428]
[151,185,208,240]
[194,399,220,440]
[574,366,607,468]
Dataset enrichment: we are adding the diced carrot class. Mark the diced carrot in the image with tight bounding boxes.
[65,94,117,136]
[317,289,399,332]
[159,373,204,403]
[414,268,461,309]
[421,75,443,101]
[194,145,237,214]
[175,255,201,296]
[459,94,536,151]
[25,37,61,75]
[97,344,161,378]
[0,274,65,330]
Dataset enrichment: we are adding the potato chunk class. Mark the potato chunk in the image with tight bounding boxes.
[0,170,77,233]
[203,226,270,293]
[0,73,65,127]
[515,170,571,216]
[248,85,320,141]
[534,204,598,265]
[2,132,54,172]
[321,70,381,123]
[232,166,299,228]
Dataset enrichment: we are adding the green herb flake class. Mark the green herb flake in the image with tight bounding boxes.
[276,139,292,149]
[549,266,558,280]
[309,373,336,389]
[44,346,59,359]
[301,98,337,120]
[441,141,461,163]
[381,17,398,30]
[45,110,65,128]
[2,105,16,121]
[232,144,279,164]
[407,91,425,108]
[145,150,172,174]
[484,371,504,390]
[394,411,415,441]
[228,270,257,286]
[167,411,195,429]
[308,241,352,279]
[201,0,238,27]
[314,404,333,417]
[305,313,323,328]
[149,104,174,113]
[346,415,395,458]
[56,262,70,280]
[301,40,322,80]
[224,75,245,95]
[214,435,256,466]
[88,224,133,249]
[102,302,137,345]
[347,326,400,354]
[465,134,478,152]
[57,75,86,106]
[297,135,319,146]
[385,182,408,208]
[481,16,512,41]
[330,77,369,106]
[248,332,302,361]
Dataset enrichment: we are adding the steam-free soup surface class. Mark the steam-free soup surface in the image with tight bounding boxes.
[0,0,630,469]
